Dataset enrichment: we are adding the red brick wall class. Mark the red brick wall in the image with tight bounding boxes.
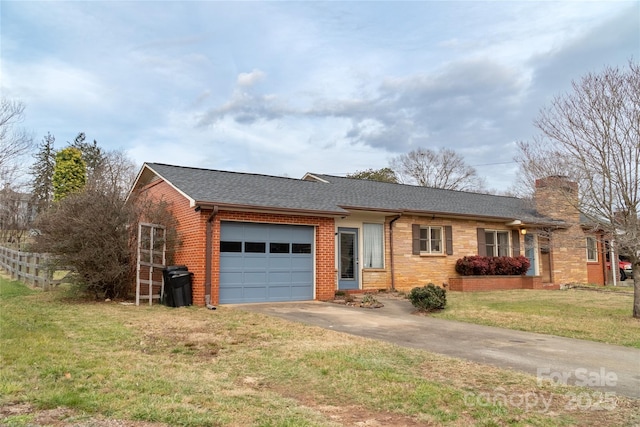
[137,180,207,304]
[448,275,546,291]
[586,233,606,286]
[135,178,336,305]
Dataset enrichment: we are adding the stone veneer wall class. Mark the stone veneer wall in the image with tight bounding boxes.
[386,215,520,292]
[534,176,588,284]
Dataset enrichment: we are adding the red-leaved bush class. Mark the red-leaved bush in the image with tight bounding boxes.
[455,256,530,276]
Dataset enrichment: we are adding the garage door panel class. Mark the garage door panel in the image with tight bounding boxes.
[219,222,314,304]
[268,271,292,283]
[244,272,267,284]
[268,227,292,241]
[220,257,243,270]
[219,271,243,285]
[268,257,292,269]
[291,257,312,269]
[290,227,312,240]
[243,286,268,300]
[291,270,311,282]
[242,255,268,269]
[268,286,292,299]
[220,288,243,302]
[220,223,245,240]
[291,286,313,298]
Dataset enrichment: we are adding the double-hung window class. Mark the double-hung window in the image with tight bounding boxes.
[586,236,598,262]
[485,230,510,256]
[420,226,443,254]
[363,223,384,268]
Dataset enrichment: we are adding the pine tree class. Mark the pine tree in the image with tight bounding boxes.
[69,132,106,189]
[30,132,56,213]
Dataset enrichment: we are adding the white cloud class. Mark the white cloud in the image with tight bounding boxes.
[1,0,637,194]
[236,69,266,88]
[3,60,110,111]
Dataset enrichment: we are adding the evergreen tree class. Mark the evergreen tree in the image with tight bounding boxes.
[52,147,86,201]
[30,132,56,213]
[69,132,106,189]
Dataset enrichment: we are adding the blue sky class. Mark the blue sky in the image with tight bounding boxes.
[1,1,638,191]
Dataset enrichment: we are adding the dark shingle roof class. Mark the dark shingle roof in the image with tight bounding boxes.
[140,163,557,223]
[144,163,348,214]
[306,173,547,222]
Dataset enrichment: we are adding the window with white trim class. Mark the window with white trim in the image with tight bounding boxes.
[586,236,598,262]
[363,223,384,268]
[420,226,443,254]
[485,230,510,256]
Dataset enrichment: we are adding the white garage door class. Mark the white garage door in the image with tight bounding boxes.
[219,222,314,303]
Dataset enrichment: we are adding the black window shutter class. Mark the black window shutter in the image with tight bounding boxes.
[445,226,453,255]
[412,224,421,255]
[512,230,521,255]
[477,228,486,256]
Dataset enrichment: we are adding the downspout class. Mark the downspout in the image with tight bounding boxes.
[389,214,402,291]
[611,238,618,287]
[204,206,219,309]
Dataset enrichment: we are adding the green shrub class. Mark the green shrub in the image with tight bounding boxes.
[408,284,446,312]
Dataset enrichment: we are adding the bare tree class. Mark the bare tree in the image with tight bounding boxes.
[93,149,138,199]
[0,99,35,245]
[0,99,34,184]
[390,147,486,191]
[515,60,640,317]
[29,134,157,300]
[510,138,585,199]
[32,188,180,299]
[0,185,35,246]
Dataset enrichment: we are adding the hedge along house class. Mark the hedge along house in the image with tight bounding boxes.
[129,163,598,306]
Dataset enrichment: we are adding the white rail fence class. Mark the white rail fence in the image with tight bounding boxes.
[0,245,67,288]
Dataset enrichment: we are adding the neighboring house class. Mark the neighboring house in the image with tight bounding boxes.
[129,163,597,306]
[584,228,608,285]
[582,216,629,286]
[0,187,37,233]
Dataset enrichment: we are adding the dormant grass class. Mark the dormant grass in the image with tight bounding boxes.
[433,287,640,348]
[1,277,638,426]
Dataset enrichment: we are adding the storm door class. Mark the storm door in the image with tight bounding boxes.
[338,228,359,290]
[525,233,537,276]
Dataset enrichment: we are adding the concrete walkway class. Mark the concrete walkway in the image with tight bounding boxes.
[236,296,640,399]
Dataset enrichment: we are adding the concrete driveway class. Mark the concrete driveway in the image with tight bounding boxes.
[236,295,640,399]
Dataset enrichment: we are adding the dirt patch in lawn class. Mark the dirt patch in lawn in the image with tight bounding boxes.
[0,402,169,427]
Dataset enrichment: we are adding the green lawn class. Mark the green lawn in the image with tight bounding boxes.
[432,287,640,348]
[1,277,639,426]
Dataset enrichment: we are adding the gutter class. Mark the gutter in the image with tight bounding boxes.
[389,214,402,291]
[194,201,347,217]
[204,206,218,309]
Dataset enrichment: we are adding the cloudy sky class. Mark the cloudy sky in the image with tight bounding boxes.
[1,1,638,192]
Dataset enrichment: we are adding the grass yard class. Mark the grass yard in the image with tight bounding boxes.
[1,277,639,427]
[432,286,640,348]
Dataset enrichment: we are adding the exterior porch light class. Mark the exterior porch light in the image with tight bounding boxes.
[520,228,527,235]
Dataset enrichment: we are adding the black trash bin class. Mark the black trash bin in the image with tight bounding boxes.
[163,266,192,307]
[169,271,193,307]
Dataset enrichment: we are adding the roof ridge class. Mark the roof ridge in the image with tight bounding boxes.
[147,162,310,183]
[311,173,522,200]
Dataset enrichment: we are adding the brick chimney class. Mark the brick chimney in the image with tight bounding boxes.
[533,176,587,284]
[534,176,580,223]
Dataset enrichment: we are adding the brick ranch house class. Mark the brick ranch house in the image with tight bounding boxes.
[129,163,609,306]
